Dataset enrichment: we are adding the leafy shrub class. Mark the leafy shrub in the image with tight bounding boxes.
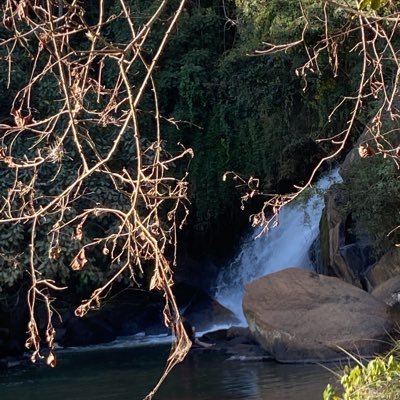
[324,354,400,400]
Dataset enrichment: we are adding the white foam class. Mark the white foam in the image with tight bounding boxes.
[215,169,342,323]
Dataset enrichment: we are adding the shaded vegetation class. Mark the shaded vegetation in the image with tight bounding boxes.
[342,157,400,255]
[0,0,399,301]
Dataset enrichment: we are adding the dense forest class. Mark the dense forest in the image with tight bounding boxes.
[1,0,398,292]
[1,1,400,398]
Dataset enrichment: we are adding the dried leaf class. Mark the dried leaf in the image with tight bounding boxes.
[73,217,87,241]
[358,144,375,158]
[49,246,61,260]
[25,337,34,349]
[70,249,87,270]
[46,351,57,368]
[30,350,40,363]
[73,226,83,241]
[75,305,85,317]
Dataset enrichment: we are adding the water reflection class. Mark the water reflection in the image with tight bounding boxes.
[161,349,334,400]
[0,345,334,400]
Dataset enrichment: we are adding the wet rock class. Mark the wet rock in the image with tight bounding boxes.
[318,187,354,282]
[201,327,271,361]
[59,290,166,347]
[58,284,237,348]
[243,268,393,363]
[175,282,239,330]
[60,313,117,347]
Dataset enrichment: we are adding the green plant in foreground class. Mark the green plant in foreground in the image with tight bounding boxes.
[323,355,400,400]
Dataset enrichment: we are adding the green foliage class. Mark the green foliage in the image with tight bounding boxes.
[234,0,307,50]
[132,0,367,245]
[3,1,366,252]
[342,156,400,254]
[360,0,387,11]
[0,0,388,290]
[324,355,400,400]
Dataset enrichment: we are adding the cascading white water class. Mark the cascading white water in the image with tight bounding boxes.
[215,169,342,323]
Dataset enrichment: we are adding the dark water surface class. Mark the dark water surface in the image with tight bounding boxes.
[0,344,334,400]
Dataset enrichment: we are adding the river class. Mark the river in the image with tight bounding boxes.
[0,343,335,400]
[1,170,340,399]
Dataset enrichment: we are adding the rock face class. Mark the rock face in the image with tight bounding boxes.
[243,268,392,362]
[173,282,239,330]
[366,248,400,289]
[202,326,271,361]
[315,123,385,287]
[371,275,400,306]
[317,185,374,288]
[340,128,375,180]
[58,289,166,347]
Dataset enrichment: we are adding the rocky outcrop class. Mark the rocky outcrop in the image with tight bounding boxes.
[371,275,400,307]
[0,280,237,357]
[173,282,239,331]
[366,248,400,289]
[57,289,166,347]
[243,268,393,363]
[201,326,271,361]
[57,283,237,347]
[319,117,400,289]
[315,118,399,287]
[317,185,374,288]
[318,186,351,280]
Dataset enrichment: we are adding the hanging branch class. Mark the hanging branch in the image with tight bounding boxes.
[0,1,191,398]
[228,0,400,236]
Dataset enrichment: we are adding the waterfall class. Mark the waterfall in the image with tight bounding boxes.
[215,169,342,323]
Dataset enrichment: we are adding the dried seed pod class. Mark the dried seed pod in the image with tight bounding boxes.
[75,305,85,317]
[73,225,83,241]
[70,248,87,270]
[49,246,61,260]
[358,144,375,158]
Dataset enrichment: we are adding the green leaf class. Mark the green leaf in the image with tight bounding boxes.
[360,0,371,10]
[371,0,381,10]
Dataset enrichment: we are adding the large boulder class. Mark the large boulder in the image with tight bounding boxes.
[243,268,393,363]
[371,275,400,307]
[366,247,400,288]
